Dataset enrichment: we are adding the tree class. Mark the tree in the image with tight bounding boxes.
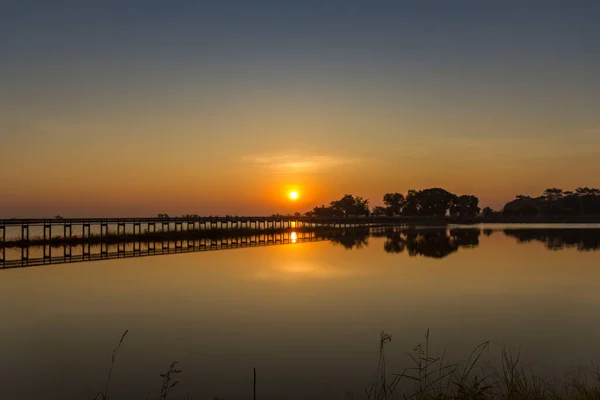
[403,190,420,216]
[576,187,600,214]
[372,206,387,216]
[416,188,458,217]
[305,205,342,217]
[330,194,370,216]
[450,195,480,219]
[383,193,406,216]
[482,207,495,217]
[543,188,564,201]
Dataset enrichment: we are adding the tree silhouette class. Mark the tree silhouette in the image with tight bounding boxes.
[450,195,480,219]
[330,194,370,216]
[383,193,406,216]
[372,206,387,216]
[403,190,420,216]
[543,188,564,201]
[501,187,600,217]
[482,207,495,217]
[415,188,457,217]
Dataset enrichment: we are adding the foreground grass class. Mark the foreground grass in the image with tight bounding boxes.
[94,330,600,400]
[367,330,600,400]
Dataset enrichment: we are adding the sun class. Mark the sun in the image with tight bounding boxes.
[289,191,299,200]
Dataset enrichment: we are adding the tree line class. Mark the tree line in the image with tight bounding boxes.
[499,187,600,217]
[305,186,600,220]
[305,188,480,219]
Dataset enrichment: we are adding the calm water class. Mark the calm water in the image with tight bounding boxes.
[1,225,600,399]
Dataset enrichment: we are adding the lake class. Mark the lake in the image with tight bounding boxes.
[1,224,600,399]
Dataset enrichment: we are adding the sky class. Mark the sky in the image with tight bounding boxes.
[1,0,599,217]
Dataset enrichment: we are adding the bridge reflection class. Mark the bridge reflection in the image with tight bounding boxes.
[2,227,598,269]
[0,231,323,269]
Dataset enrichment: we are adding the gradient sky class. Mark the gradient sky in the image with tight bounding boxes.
[2,0,599,217]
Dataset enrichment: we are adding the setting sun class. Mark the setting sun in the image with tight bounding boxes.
[289,191,299,200]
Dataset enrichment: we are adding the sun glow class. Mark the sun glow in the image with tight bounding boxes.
[288,191,299,200]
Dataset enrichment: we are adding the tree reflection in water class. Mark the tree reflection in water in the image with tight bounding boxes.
[326,228,481,259]
[327,228,371,250]
[383,229,480,259]
[503,229,600,251]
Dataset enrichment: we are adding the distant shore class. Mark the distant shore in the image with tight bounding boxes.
[454,215,600,225]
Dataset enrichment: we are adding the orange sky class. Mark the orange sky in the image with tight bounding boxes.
[2,2,599,217]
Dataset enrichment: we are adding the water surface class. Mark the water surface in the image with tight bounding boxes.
[1,225,600,399]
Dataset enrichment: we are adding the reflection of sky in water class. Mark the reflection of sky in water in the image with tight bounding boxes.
[1,229,600,399]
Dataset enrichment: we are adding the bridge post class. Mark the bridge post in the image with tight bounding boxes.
[64,244,71,258]
[64,223,70,240]
[43,222,51,241]
[0,223,4,264]
[101,242,107,256]
[22,223,29,242]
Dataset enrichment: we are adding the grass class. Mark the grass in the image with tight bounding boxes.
[89,330,600,400]
[366,330,600,400]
